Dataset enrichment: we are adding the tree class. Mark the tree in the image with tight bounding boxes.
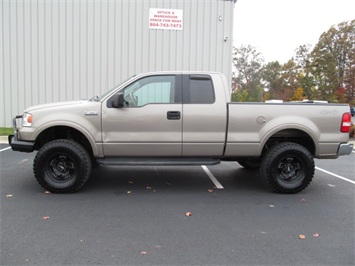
[262,61,283,99]
[344,51,355,104]
[275,59,299,101]
[290,88,305,101]
[310,20,355,103]
[232,45,264,102]
[295,44,315,99]
[231,89,249,102]
[232,20,354,103]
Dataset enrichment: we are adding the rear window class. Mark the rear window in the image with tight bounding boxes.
[189,75,215,104]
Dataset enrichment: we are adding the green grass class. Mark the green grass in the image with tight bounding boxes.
[0,127,14,136]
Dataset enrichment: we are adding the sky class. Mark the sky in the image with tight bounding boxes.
[233,0,355,64]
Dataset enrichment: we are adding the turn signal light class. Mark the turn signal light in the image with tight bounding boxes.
[341,113,351,133]
[22,113,33,127]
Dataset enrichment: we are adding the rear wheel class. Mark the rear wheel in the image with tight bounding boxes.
[33,139,92,193]
[260,142,314,194]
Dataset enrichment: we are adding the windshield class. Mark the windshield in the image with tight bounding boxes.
[94,75,136,101]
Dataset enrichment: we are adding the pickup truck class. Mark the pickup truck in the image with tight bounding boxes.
[9,71,353,194]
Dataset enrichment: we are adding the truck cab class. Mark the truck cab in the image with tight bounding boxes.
[101,72,229,157]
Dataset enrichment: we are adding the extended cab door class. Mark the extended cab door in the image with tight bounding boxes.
[182,74,228,156]
[102,75,183,156]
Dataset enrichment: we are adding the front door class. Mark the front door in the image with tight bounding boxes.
[102,74,183,157]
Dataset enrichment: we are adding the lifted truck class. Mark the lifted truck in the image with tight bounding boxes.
[9,72,353,193]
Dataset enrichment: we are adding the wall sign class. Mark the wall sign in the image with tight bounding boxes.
[149,8,183,30]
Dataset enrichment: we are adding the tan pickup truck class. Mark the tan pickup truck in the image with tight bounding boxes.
[9,72,353,194]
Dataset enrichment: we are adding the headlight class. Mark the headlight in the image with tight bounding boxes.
[22,113,33,127]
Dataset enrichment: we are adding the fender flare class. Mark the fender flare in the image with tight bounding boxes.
[33,121,101,157]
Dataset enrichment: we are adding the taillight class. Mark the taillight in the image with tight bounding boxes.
[341,113,351,133]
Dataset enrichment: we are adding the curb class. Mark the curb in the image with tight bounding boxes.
[0,136,8,144]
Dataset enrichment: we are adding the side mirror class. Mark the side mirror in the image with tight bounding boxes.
[112,93,125,108]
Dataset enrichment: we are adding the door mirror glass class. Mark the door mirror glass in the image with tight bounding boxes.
[112,93,125,108]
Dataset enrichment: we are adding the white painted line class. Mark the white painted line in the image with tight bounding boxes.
[201,165,224,189]
[0,147,11,152]
[316,166,355,185]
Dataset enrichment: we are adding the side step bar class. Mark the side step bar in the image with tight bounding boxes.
[96,158,221,166]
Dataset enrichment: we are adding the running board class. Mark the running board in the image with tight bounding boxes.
[96,158,221,166]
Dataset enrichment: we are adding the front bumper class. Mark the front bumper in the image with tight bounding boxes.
[8,134,36,153]
[8,115,36,153]
[337,143,354,156]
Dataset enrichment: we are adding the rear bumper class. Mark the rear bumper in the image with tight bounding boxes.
[8,134,36,153]
[337,143,354,156]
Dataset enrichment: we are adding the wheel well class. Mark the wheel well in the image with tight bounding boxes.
[263,129,315,156]
[35,126,93,156]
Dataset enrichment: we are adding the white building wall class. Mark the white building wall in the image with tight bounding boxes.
[1,0,234,127]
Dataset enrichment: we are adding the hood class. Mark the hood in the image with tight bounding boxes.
[25,100,89,113]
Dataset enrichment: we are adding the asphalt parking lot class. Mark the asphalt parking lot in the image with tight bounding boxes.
[1,143,354,265]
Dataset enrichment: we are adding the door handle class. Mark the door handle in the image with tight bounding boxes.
[167,111,181,120]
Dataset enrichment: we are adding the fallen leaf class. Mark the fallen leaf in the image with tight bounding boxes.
[146,186,152,190]
[299,234,306,239]
[313,233,320,238]
[42,216,50,220]
[301,198,306,202]
[185,212,192,217]
[6,194,13,198]
[141,251,148,255]
[208,189,214,193]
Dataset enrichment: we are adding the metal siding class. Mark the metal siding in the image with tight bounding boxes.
[1,0,234,127]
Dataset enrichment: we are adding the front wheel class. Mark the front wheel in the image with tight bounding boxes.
[33,139,92,193]
[260,142,314,194]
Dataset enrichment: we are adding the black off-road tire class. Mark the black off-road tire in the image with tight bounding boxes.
[260,142,314,194]
[33,139,92,193]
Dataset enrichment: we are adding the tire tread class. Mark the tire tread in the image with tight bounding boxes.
[33,139,92,193]
[260,142,314,194]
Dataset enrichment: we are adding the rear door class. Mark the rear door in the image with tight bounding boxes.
[102,74,183,156]
[182,74,227,156]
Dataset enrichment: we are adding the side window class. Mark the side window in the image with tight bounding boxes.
[123,76,176,107]
[188,75,215,104]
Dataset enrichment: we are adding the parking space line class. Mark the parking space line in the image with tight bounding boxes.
[316,166,355,185]
[201,165,224,189]
[0,147,11,152]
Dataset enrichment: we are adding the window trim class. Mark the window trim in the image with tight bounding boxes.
[106,74,182,108]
